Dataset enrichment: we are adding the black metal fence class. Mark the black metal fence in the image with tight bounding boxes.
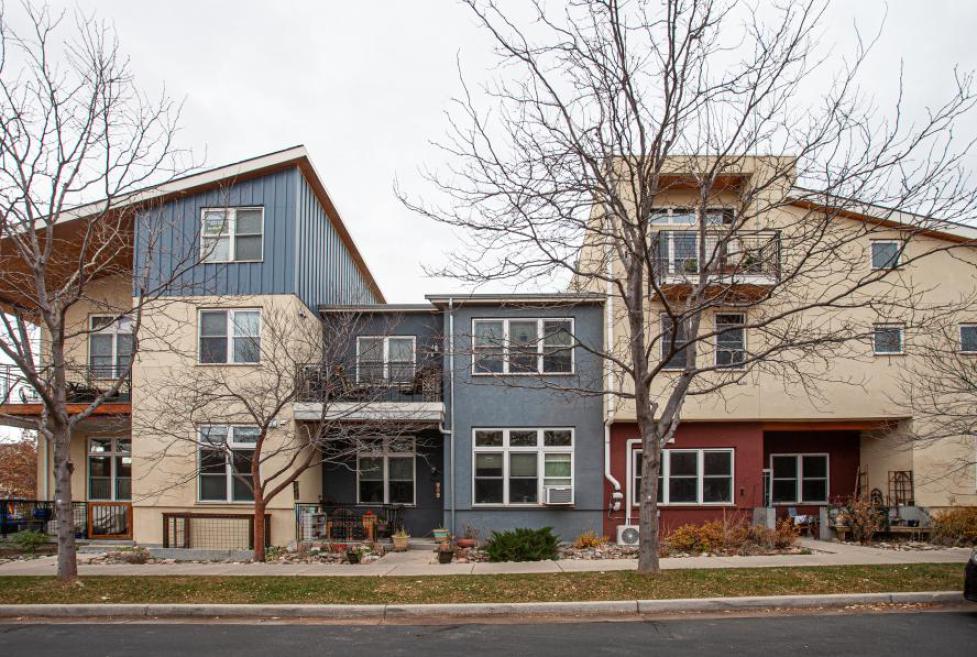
[162,512,271,550]
[294,503,405,543]
[0,365,131,404]
[295,365,442,404]
[0,500,88,539]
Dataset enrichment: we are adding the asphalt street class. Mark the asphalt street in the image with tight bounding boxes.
[2,610,976,656]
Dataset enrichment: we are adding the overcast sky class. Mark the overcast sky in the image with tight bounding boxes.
[22,1,977,302]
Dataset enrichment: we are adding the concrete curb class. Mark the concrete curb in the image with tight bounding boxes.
[0,591,963,620]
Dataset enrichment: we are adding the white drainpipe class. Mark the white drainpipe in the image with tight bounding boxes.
[602,212,623,512]
[446,297,456,533]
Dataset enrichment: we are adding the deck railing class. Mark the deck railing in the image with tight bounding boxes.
[652,229,781,282]
[294,503,406,543]
[0,365,131,405]
[295,365,442,404]
[162,512,271,550]
[0,499,89,539]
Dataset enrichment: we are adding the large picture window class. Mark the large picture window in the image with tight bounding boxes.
[89,316,133,379]
[201,207,264,263]
[356,336,416,384]
[198,426,258,503]
[199,309,261,364]
[632,448,733,506]
[88,438,131,501]
[770,453,829,504]
[356,437,416,505]
[472,318,574,375]
[473,428,574,505]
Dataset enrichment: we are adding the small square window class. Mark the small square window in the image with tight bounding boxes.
[873,325,904,355]
[870,241,900,270]
[961,325,977,353]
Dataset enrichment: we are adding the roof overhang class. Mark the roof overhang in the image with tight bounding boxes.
[424,293,605,308]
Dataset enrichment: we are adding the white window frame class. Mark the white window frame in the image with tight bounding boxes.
[960,324,977,354]
[198,308,262,364]
[355,437,417,506]
[200,206,265,263]
[196,425,259,504]
[472,428,575,506]
[88,315,133,379]
[87,437,132,501]
[869,239,901,270]
[714,313,746,369]
[631,448,735,507]
[873,323,904,355]
[355,336,417,384]
[649,207,733,226]
[768,453,830,505]
[471,318,575,375]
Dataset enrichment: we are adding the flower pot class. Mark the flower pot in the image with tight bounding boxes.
[432,528,450,542]
[437,549,453,564]
[346,549,362,564]
[392,535,410,552]
[456,538,476,549]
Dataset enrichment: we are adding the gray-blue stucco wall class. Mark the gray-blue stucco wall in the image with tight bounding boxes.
[134,166,377,307]
[442,302,605,543]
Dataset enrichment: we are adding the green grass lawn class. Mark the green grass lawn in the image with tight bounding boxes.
[0,564,963,605]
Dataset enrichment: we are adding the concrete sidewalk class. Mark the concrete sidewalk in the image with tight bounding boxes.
[0,539,969,577]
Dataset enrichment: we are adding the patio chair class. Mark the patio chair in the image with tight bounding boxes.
[788,507,815,536]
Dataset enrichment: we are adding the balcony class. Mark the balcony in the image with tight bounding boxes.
[293,364,443,423]
[0,364,131,422]
[651,230,781,289]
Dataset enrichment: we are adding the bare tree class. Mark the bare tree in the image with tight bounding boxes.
[0,3,196,580]
[136,305,437,561]
[402,0,977,572]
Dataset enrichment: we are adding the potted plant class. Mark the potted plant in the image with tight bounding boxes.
[437,542,454,564]
[456,523,479,549]
[346,546,362,564]
[392,529,410,552]
[432,527,450,543]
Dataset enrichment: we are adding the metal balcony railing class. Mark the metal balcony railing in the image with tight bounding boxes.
[0,364,131,405]
[295,364,443,404]
[652,229,781,282]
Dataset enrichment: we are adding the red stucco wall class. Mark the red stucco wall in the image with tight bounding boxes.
[604,422,860,537]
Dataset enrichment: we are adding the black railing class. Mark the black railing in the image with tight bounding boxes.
[0,365,131,404]
[295,365,442,404]
[652,230,781,282]
[295,503,406,543]
[0,499,88,539]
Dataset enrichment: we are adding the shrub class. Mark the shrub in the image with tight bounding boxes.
[572,530,609,549]
[663,514,798,555]
[931,507,977,546]
[836,496,885,544]
[11,530,48,554]
[484,527,560,562]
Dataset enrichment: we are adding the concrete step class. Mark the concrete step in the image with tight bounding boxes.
[76,539,135,553]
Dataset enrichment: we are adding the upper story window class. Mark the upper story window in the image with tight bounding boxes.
[660,314,690,370]
[199,309,261,364]
[198,426,257,503]
[873,323,904,355]
[473,428,574,506]
[961,325,977,353]
[357,336,416,384]
[201,207,264,263]
[89,316,133,379]
[472,318,574,375]
[870,240,901,270]
[715,313,746,368]
[649,207,733,226]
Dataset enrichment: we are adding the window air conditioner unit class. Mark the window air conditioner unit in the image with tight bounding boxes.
[543,486,574,505]
[616,524,640,546]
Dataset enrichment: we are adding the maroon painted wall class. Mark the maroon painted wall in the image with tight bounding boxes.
[604,423,861,537]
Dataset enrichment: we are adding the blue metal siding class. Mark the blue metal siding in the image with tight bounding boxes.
[442,303,606,541]
[134,166,379,306]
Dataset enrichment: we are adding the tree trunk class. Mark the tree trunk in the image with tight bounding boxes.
[252,499,266,562]
[636,414,661,574]
[52,424,78,582]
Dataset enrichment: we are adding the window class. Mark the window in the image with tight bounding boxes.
[356,437,415,505]
[89,316,133,379]
[357,336,416,384]
[199,309,261,364]
[198,426,258,502]
[961,325,977,353]
[661,314,690,370]
[632,448,733,506]
[88,438,131,501]
[201,207,264,263]
[715,313,745,368]
[873,324,904,355]
[649,208,732,226]
[770,454,828,504]
[472,318,574,375]
[870,240,900,270]
[473,428,574,505]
